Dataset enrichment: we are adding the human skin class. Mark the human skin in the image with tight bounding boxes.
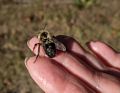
[25,35,120,93]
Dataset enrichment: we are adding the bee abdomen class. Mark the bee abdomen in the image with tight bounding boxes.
[43,43,56,58]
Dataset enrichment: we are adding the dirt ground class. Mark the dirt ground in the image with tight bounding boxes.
[0,0,120,93]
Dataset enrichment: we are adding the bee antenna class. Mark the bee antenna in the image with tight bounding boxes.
[39,23,47,31]
[43,23,47,30]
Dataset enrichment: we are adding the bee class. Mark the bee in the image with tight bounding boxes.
[33,30,66,62]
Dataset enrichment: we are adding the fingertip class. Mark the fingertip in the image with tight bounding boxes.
[27,36,45,56]
[88,41,110,56]
[88,41,120,68]
[89,41,101,52]
[89,41,116,54]
[27,36,39,49]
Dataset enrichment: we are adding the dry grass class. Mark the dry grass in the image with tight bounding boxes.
[0,0,120,93]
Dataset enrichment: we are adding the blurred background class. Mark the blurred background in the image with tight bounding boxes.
[0,0,120,93]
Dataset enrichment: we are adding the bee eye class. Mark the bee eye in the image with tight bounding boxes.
[40,32,48,41]
[41,32,48,37]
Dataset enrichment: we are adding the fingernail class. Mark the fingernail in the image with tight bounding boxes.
[24,57,30,66]
[27,40,30,46]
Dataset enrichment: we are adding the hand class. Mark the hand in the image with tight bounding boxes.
[25,35,120,93]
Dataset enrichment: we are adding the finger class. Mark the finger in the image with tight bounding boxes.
[25,56,89,93]
[27,36,46,56]
[27,36,104,70]
[52,52,120,93]
[56,35,105,70]
[89,41,120,69]
[54,52,99,85]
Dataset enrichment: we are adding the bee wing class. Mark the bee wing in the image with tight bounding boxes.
[52,37,66,51]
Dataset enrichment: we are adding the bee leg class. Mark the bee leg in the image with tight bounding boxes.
[33,43,41,63]
[33,43,41,52]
